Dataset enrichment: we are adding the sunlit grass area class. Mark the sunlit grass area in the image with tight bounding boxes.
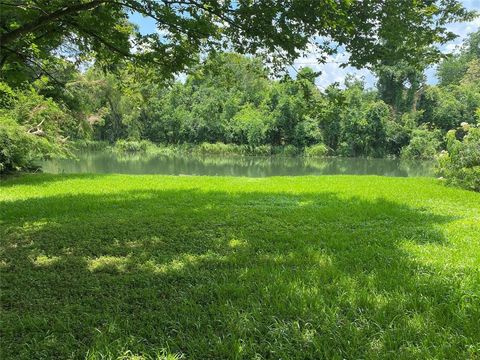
[1,174,479,359]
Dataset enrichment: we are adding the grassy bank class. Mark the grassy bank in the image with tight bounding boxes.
[1,175,479,359]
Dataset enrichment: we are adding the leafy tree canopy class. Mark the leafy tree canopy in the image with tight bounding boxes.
[437,29,480,86]
[0,0,475,85]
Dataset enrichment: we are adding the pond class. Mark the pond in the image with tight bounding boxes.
[39,151,436,177]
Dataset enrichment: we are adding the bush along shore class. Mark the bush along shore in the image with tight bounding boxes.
[75,139,329,158]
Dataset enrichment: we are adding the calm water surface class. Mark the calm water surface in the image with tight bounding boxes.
[40,151,436,177]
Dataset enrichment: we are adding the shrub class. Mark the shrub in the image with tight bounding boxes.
[249,145,272,156]
[73,140,110,151]
[401,127,442,160]
[437,123,480,191]
[113,140,153,153]
[0,115,36,172]
[272,145,300,157]
[0,114,66,173]
[0,84,70,173]
[304,143,329,157]
[193,142,239,155]
[151,145,182,157]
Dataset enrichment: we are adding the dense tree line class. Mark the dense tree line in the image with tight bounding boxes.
[7,31,480,157]
[1,31,479,158]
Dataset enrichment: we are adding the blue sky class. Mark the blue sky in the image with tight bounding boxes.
[129,0,480,88]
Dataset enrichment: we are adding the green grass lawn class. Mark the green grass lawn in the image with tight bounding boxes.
[1,174,479,359]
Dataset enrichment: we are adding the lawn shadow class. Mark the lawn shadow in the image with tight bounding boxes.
[1,188,478,359]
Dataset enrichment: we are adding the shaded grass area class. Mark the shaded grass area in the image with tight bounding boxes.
[1,175,479,359]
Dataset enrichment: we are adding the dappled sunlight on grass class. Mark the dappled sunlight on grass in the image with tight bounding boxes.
[1,174,479,359]
[87,255,132,273]
[30,254,63,268]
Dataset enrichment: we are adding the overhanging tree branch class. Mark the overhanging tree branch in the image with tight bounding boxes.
[2,46,69,89]
[0,0,106,46]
